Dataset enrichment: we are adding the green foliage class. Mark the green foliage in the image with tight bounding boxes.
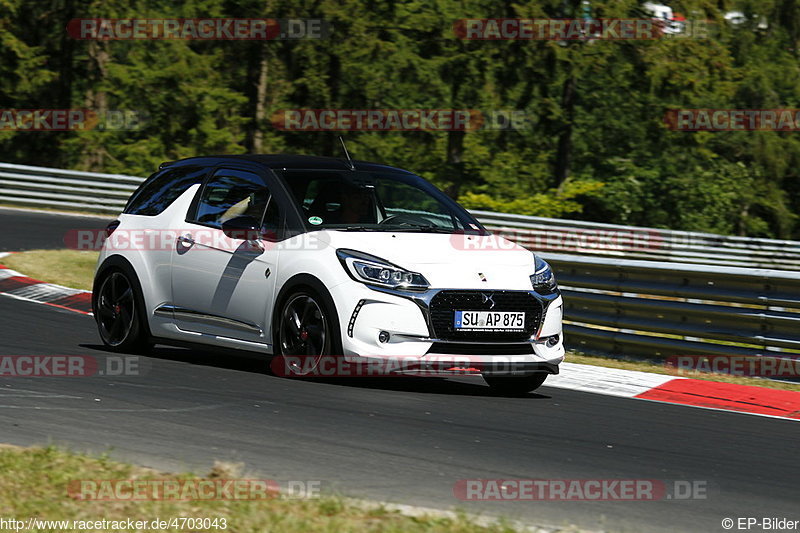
[459,179,604,217]
[0,0,798,237]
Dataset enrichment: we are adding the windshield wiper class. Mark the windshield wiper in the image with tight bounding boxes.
[331,224,453,233]
[335,226,398,232]
[394,223,454,233]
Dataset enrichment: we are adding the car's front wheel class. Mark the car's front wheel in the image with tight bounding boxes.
[275,288,339,377]
[94,270,151,353]
[483,373,548,395]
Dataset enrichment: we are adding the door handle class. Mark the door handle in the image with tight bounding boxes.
[177,233,195,246]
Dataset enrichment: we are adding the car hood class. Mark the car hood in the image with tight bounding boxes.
[316,230,536,290]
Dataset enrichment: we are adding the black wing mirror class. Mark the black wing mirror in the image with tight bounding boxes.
[221,215,262,241]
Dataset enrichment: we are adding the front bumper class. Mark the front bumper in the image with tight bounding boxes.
[329,281,565,376]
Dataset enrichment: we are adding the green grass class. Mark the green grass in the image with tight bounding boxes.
[0,445,532,533]
[2,250,98,291]
[2,249,798,393]
[0,201,114,217]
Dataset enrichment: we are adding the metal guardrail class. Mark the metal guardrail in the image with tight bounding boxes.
[0,162,142,213]
[542,253,800,360]
[1,162,799,361]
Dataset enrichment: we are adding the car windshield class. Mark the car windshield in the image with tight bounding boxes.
[279,170,485,234]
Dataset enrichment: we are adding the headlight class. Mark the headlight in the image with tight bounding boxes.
[530,255,557,294]
[336,249,429,291]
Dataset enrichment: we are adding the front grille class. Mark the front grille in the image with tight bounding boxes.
[428,290,542,342]
[427,342,535,355]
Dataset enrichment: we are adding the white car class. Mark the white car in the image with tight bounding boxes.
[92,155,564,393]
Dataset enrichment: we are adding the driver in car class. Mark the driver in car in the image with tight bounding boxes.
[339,185,376,224]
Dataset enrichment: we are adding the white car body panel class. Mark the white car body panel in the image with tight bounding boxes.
[170,220,278,344]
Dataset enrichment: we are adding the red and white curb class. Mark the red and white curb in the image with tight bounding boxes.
[549,362,800,422]
[0,253,92,315]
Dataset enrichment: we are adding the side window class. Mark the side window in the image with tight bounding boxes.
[193,168,275,229]
[374,179,457,228]
[125,166,207,216]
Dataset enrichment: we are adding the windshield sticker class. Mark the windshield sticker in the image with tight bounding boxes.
[308,216,323,225]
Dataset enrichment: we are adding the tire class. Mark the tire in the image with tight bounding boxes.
[273,287,341,377]
[94,269,152,353]
[483,373,548,395]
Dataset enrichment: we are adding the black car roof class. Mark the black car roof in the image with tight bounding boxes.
[161,154,414,175]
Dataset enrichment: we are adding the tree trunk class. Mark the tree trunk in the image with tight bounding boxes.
[81,40,109,170]
[252,53,269,153]
[56,0,77,109]
[445,130,465,198]
[554,71,576,187]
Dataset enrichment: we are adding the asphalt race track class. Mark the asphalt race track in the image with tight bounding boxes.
[0,207,109,251]
[0,208,798,532]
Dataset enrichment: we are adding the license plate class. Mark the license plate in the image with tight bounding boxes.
[453,311,525,331]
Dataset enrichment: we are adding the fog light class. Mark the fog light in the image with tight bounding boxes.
[545,334,560,347]
[378,331,391,343]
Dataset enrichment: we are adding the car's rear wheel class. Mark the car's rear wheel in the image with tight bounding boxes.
[483,373,548,395]
[275,289,337,377]
[95,270,150,353]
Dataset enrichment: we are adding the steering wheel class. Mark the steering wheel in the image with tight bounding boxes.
[379,213,434,227]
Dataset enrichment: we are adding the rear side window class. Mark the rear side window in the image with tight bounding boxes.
[192,168,275,229]
[124,166,207,216]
